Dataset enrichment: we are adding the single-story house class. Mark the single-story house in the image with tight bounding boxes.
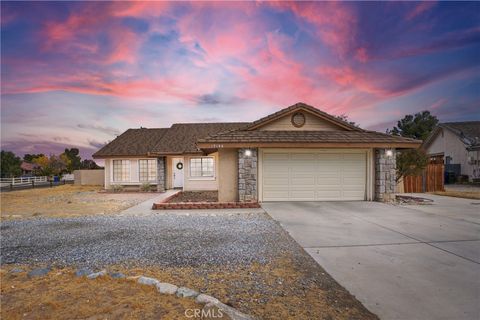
[93,103,421,202]
[422,121,480,182]
[20,161,40,176]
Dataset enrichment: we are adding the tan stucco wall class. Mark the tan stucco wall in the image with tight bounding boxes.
[218,149,238,202]
[258,112,345,131]
[183,153,219,191]
[74,169,105,186]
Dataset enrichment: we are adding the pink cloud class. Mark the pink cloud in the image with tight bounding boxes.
[406,2,436,21]
[269,2,358,58]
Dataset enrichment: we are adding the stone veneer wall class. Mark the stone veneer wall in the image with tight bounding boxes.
[375,148,396,202]
[157,156,166,192]
[238,148,258,202]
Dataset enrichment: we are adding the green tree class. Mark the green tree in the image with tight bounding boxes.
[335,114,359,127]
[80,159,102,169]
[1,150,22,178]
[387,111,438,140]
[61,148,82,173]
[33,154,67,176]
[396,149,429,182]
[23,153,45,162]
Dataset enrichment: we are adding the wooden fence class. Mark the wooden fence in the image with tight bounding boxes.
[403,163,444,193]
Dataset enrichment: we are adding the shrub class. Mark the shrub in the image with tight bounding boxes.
[140,182,151,192]
[111,184,124,192]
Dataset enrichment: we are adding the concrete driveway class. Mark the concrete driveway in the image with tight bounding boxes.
[263,195,480,320]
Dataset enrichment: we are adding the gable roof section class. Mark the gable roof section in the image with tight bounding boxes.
[246,102,362,131]
[92,128,168,158]
[151,122,249,154]
[423,121,480,150]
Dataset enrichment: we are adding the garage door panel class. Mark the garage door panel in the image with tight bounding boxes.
[316,190,343,199]
[262,150,367,201]
[291,177,316,186]
[317,177,342,185]
[264,178,289,187]
[290,191,316,200]
[290,153,316,161]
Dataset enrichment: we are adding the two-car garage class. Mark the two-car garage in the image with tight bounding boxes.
[260,149,369,201]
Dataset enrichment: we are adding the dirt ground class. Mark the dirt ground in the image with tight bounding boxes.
[0,185,159,219]
[0,267,199,320]
[1,257,377,320]
[169,191,218,203]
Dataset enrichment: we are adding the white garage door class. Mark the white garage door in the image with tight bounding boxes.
[261,150,367,201]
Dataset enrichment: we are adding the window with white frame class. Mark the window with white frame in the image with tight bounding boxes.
[190,157,214,177]
[113,160,130,182]
[139,159,157,181]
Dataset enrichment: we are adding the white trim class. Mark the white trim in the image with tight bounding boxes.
[188,156,215,179]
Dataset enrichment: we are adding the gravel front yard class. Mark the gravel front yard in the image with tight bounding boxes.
[1,212,289,267]
[1,212,377,319]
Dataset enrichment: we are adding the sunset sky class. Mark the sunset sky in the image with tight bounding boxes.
[1,1,479,160]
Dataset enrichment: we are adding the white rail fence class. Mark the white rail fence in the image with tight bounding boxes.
[0,175,75,189]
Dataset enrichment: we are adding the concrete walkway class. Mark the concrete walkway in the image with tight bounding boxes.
[263,199,480,320]
[119,189,180,216]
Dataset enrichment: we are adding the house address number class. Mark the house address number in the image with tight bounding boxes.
[211,144,224,148]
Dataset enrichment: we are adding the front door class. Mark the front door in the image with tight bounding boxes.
[172,158,184,188]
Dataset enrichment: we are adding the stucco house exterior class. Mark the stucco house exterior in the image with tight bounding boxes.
[422,121,480,182]
[93,103,421,202]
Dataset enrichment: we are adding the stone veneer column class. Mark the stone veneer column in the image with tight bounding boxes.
[238,148,258,202]
[375,149,396,202]
[157,156,166,192]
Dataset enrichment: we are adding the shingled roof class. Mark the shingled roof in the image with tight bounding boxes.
[197,130,421,145]
[92,128,168,158]
[423,121,480,150]
[93,102,423,158]
[151,122,249,154]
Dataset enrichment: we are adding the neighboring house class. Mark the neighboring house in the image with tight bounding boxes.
[20,162,40,176]
[93,103,420,202]
[423,121,480,182]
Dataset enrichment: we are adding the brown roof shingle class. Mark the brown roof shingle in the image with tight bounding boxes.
[151,122,249,154]
[198,130,421,144]
[92,128,168,158]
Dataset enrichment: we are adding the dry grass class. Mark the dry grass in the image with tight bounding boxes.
[1,258,377,320]
[0,267,199,320]
[432,191,480,200]
[0,185,159,220]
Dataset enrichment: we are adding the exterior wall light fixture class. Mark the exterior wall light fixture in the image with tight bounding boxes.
[244,149,252,157]
[385,149,394,158]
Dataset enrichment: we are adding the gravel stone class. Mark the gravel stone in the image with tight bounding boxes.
[75,268,93,277]
[206,302,254,320]
[0,212,298,269]
[87,269,107,279]
[28,267,50,277]
[110,272,126,279]
[196,293,220,304]
[156,282,178,294]
[10,267,24,274]
[176,286,199,298]
[137,276,160,286]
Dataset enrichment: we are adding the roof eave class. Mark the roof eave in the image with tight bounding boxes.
[197,141,422,149]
